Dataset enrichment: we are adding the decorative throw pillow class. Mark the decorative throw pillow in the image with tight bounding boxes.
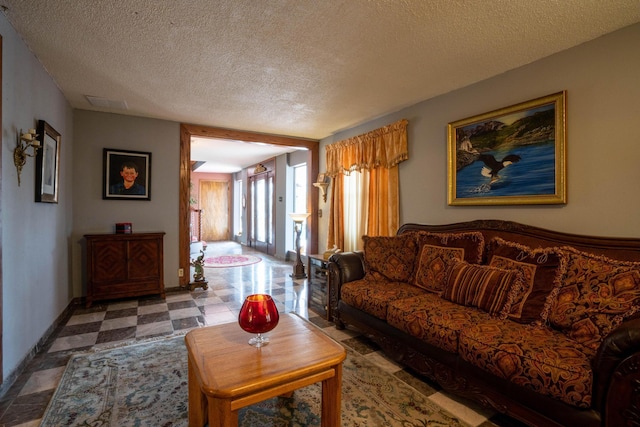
[414,244,465,293]
[362,234,418,283]
[442,261,522,318]
[486,238,567,324]
[412,231,485,289]
[414,231,485,263]
[547,247,640,351]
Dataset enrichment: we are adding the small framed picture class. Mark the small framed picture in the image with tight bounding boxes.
[103,148,151,200]
[35,120,61,203]
[316,173,327,183]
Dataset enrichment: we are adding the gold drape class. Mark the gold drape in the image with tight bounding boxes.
[326,119,408,176]
[327,119,408,250]
[328,176,344,250]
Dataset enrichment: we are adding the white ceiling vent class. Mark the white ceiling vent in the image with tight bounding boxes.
[85,95,129,110]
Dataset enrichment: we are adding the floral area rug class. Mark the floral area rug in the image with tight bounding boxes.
[204,254,262,268]
[40,333,469,426]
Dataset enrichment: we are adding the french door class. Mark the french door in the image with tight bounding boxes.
[249,171,275,255]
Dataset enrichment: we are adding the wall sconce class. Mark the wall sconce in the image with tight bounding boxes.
[14,128,41,186]
[313,173,330,202]
[313,182,329,202]
[289,212,310,279]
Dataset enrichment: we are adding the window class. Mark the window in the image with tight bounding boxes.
[293,164,307,213]
[233,179,242,237]
[292,164,307,253]
[326,119,408,253]
[343,170,369,251]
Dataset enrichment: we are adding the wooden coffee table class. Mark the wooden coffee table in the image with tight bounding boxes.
[185,313,347,427]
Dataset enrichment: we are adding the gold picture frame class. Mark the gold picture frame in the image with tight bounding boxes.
[447,91,566,206]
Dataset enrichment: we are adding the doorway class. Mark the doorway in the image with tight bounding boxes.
[178,124,320,288]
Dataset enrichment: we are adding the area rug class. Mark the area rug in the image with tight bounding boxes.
[204,254,262,268]
[40,334,468,426]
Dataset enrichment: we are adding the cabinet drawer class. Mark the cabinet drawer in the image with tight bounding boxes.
[91,281,160,297]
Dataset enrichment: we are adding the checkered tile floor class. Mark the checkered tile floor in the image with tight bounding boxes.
[0,242,522,427]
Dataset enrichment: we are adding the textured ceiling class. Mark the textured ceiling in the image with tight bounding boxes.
[2,1,640,143]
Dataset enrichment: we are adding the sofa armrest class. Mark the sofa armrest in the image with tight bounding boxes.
[327,252,365,328]
[592,317,640,420]
[327,251,365,297]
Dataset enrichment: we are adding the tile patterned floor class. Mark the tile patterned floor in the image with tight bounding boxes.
[0,242,525,427]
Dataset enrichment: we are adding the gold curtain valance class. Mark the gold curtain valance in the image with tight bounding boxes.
[325,119,408,177]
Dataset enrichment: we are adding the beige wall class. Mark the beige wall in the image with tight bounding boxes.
[317,23,640,251]
[72,111,181,298]
[1,16,74,379]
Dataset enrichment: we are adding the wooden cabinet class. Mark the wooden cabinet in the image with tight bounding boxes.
[307,254,334,320]
[84,232,165,307]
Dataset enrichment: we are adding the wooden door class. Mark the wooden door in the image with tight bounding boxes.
[200,180,230,241]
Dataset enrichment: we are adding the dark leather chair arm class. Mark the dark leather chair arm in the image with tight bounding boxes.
[329,252,365,286]
[327,251,365,296]
[327,252,365,328]
[592,316,640,414]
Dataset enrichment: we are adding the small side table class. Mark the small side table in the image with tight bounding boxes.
[307,254,333,320]
[185,314,346,427]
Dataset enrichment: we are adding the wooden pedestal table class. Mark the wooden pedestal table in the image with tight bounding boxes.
[185,314,346,427]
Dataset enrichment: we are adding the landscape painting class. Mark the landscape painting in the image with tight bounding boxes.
[447,91,566,206]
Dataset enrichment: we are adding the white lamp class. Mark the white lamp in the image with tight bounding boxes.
[289,212,310,279]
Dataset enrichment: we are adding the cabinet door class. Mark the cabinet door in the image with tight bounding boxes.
[308,257,329,318]
[91,240,127,284]
[128,239,161,280]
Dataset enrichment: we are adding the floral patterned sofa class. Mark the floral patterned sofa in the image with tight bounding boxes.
[327,220,640,427]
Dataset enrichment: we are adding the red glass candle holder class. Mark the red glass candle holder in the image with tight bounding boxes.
[238,294,279,347]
